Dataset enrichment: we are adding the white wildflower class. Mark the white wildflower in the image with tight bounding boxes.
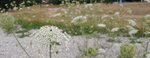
[145,0,150,3]
[119,4,124,7]
[127,25,135,30]
[127,9,132,14]
[32,15,36,18]
[144,14,150,19]
[127,25,138,37]
[97,24,106,28]
[27,7,31,9]
[49,13,61,18]
[128,29,138,37]
[114,12,120,16]
[128,19,136,26]
[31,26,71,52]
[144,32,150,35]
[13,7,18,11]
[111,27,120,32]
[101,14,109,19]
[98,48,106,53]
[84,4,93,8]
[71,16,87,25]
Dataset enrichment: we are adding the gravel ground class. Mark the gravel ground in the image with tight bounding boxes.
[0,28,150,58]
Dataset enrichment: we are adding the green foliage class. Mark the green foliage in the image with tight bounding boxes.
[46,19,101,35]
[16,18,48,31]
[85,47,98,57]
[118,44,136,58]
[0,14,16,33]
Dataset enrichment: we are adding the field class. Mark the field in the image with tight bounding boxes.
[0,2,150,58]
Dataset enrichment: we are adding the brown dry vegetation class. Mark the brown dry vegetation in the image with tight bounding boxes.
[0,3,150,21]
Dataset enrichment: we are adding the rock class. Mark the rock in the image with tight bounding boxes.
[98,48,106,54]
[147,54,150,58]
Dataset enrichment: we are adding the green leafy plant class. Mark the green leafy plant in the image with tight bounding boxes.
[0,14,16,33]
[85,47,98,57]
[118,44,136,58]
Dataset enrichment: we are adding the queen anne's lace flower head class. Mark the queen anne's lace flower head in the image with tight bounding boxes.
[144,14,150,19]
[71,16,87,25]
[84,4,93,8]
[97,24,106,28]
[127,25,138,37]
[31,26,71,52]
[101,14,109,19]
[111,27,120,32]
[128,19,136,26]
[114,12,120,16]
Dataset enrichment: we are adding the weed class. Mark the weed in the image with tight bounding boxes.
[0,14,16,33]
[118,44,136,58]
[85,47,98,57]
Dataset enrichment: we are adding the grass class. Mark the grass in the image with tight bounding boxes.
[0,14,16,33]
[0,3,150,37]
[118,44,136,58]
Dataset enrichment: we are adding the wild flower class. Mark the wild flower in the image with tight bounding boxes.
[127,25,135,30]
[128,29,138,37]
[97,24,106,28]
[144,14,150,19]
[127,25,138,37]
[144,32,150,35]
[145,0,150,3]
[111,27,120,32]
[84,4,93,8]
[13,7,18,11]
[32,15,36,18]
[71,16,87,25]
[49,13,61,18]
[128,19,136,26]
[127,9,132,14]
[101,14,109,19]
[31,26,71,52]
[114,12,120,16]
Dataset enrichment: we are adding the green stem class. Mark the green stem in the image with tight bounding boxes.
[13,32,32,58]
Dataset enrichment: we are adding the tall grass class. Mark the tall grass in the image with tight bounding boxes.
[0,14,16,33]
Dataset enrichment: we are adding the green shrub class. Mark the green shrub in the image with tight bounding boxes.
[118,44,136,58]
[85,47,98,57]
[0,14,16,33]
[16,18,48,31]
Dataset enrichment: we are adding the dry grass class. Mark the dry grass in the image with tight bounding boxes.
[0,3,149,21]
[0,3,149,36]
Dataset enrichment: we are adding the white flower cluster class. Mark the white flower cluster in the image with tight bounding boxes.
[101,14,109,19]
[71,16,87,25]
[111,27,120,32]
[127,25,138,37]
[84,4,93,8]
[128,19,136,26]
[145,0,150,3]
[97,24,106,28]
[101,14,114,20]
[114,12,120,17]
[127,9,132,14]
[144,14,150,19]
[31,26,71,52]
[127,19,138,37]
